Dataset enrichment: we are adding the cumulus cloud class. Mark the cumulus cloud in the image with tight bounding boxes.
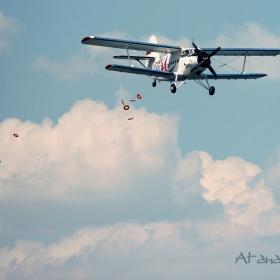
[0,223,185,279]
[1,220,280,280]
[1,94,280,279]
[0,11,22,53]
[0,97,180,202]
[171,150,280,239]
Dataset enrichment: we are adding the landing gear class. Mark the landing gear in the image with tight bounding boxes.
[209,86,215,95]
[152,81,156,87]
[170,83,176,93]
[193,75,216,96]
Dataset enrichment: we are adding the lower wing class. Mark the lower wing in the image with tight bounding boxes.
[193,73,267,80]
[105,64,266,81]
[105,64,174,79]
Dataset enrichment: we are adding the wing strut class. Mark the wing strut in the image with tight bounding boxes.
[126,46,131,66]
[193,74,210,90]
[176,76,192,89]
[242,54,248,74]
[174,73,178,86]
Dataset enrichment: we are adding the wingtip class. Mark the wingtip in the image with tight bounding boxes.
[105,64,113,69]
[81,36,94,43]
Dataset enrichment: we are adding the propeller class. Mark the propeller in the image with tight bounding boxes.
[191,43,220,76]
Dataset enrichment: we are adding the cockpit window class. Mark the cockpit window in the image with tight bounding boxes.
[181,49,195,57]
[181,50,190,57]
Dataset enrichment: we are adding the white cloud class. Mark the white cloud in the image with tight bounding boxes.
[0,95,279,225]
[199,152,276,227]
[171,151,203,200]
[171,149,280,238]
[0,97,180,202]
[199,151,262,205]
[0,11,22,53]
[1,220,280,280]
[0,223,183,279]
[1,93,280,279]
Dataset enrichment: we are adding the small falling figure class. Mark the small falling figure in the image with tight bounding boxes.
[13,134,18,137]
[121,94,143,120]
[121,100,130,110]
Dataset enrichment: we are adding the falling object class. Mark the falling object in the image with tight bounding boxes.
[123,105,130,110]
[13,134,18,137]
[136,94,142,99]
[128,118,134,120]
[130,99,136,102]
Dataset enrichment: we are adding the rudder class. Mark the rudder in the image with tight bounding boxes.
[145,35,159,68]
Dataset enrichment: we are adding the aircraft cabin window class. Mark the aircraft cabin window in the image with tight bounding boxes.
[181,50,192,57]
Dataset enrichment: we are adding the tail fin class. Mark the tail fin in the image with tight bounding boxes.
[145,35,160,68]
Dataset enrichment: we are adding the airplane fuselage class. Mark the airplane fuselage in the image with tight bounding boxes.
[151,48,205,80]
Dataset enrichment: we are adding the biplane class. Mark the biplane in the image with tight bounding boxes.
[81,35,280,95]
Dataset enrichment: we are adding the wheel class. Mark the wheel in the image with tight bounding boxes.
[170,84,176,93]
[152,81,156,87]
[209,86,215,95]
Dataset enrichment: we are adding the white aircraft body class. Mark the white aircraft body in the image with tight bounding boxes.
[81,35,280,95]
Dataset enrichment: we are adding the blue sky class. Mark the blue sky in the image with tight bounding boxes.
[1,1,280,279]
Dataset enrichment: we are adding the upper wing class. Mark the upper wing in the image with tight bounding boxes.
[192,73,267,80]
[113,55,155,61]
[202,48,280,56]
[105,64,174,79]
[81,36,181,53]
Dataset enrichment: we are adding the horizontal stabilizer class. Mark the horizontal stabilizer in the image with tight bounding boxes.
[113,55,156,61]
